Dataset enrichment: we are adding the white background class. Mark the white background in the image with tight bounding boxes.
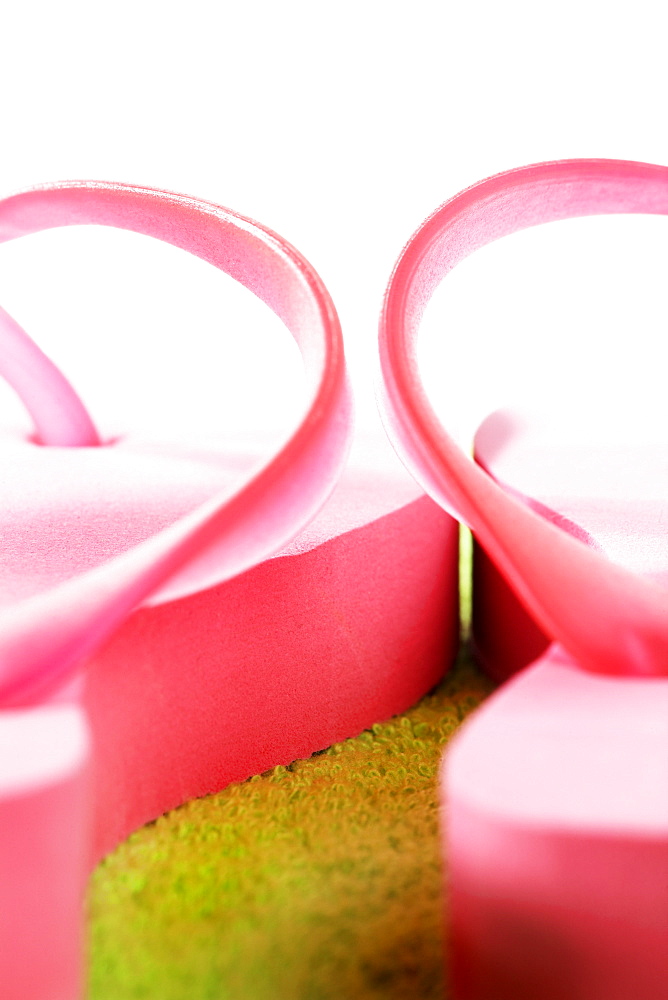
[0,0,666,449]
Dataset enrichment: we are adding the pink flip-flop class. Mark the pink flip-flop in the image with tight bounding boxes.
[378,159,668,1000]
[0,182,459,999]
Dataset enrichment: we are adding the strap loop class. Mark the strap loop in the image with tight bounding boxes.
[0,181,352,705]
[379,159,668,677]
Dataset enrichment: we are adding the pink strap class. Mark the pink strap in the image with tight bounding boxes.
[0,304,100,446]
[379,159,668,677]
[0,181,352,706]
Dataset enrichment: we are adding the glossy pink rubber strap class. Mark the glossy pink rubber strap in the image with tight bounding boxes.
[0,181,352,705]
[0,303,100,446]
[379,159,668,677]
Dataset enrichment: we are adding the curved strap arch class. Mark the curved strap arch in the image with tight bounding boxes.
[379,158,668,677]
[0,181,352,706]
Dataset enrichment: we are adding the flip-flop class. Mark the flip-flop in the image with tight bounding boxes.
[0,181,459,1000]
[378,159,668,999]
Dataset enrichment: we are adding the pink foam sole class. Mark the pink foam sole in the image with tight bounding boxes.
[0,440,459,999]
[464,413,668,998]
[86,466,459,862]
[445,646,668,1000]
[0,707,90,1000]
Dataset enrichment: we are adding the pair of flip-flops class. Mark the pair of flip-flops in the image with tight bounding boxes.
[1,160,666,999]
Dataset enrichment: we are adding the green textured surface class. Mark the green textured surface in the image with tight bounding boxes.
[87,656,491,999]
[88,528,488,999]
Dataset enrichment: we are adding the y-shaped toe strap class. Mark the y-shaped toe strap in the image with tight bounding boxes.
[0,302,101,446]
[0,181,352,705]
[379,159,668,677]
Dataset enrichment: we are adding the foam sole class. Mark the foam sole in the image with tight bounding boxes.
[449,411,668,999]
[446,647,668,1000]
[86,450,460,861]
[1,437,459,999]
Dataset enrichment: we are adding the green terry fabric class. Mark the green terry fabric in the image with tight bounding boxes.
[88,647,491,1000]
